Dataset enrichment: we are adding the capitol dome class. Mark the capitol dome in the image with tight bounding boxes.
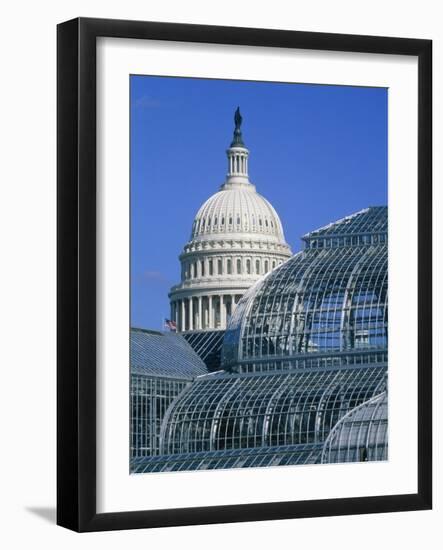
[169,108,292,333]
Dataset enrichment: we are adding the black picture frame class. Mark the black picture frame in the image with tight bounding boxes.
[57,17,432,532]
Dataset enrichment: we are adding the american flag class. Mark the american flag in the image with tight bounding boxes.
[164,318,177,332]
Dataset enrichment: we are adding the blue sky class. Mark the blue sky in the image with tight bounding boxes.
[130,75,387,330]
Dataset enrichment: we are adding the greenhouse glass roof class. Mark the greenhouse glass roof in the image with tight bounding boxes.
[302,206,387,248]
[160,365,386,456]
[131,443,323,473]
[222,207,388,373]
[321,391,388,464]
[182,330,225,372]
[131,328,207,380]
[130,207,389,473]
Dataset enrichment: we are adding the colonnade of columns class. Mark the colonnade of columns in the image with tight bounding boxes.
[182,255,282,281]
[228,152,248,176]
[171,294,240,332]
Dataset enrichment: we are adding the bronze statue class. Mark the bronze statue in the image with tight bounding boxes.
[234,107,242,131]
[231,107,245,147]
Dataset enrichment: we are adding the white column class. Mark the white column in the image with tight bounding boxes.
[220,295,226,328]
[189,297,193,331]
[208,295,213,329]
[198,296,202,330]
[181,299,185,332]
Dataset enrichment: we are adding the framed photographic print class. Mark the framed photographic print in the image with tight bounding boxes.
[57,17,432,532]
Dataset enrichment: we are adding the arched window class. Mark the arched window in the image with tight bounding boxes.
[214,216,217,226]
[193,262,197,278]
[246,259,251,274]
[209,259,213,276]
[237,258,241,273]
[265,219,268,227]
[259,217,263,226]
[201,260,205,277]
[237,215,241,225]
[227,259,232,274]
[256,259,260,274]
[264,260,269,272]
[229,216,232,225]
[272,260,276,269]
[218,259,222,274]
[221,216,225,225]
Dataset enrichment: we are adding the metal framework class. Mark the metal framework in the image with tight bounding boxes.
[131,207,389,472]
[183,330,226,371]
[223,207,388,372]
[131,443,323,473]
[130,329,207,457]
[160,366,385,455]
[321,391,388,463]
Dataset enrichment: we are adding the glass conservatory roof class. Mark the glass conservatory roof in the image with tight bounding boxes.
[159,365,386,457]
[129,208,389,474]
[302,207,387,249]
[222,207,388,372]
[183,330,226,372]
[131,443,323,473]
[321,391,388,464]
[131,328,208,380]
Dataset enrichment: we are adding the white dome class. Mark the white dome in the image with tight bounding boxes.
[191,184,286,244]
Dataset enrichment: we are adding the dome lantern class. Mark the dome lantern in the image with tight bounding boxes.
[224,107,250,187]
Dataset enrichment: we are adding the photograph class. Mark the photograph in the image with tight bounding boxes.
[129,75,388,474]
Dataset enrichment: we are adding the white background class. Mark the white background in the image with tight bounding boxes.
[0,0,441,548]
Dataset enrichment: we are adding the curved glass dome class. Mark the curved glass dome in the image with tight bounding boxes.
[132,207,389,472]
[222,207,388,372]
[321,391,388,464]
[159,366,385,455]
